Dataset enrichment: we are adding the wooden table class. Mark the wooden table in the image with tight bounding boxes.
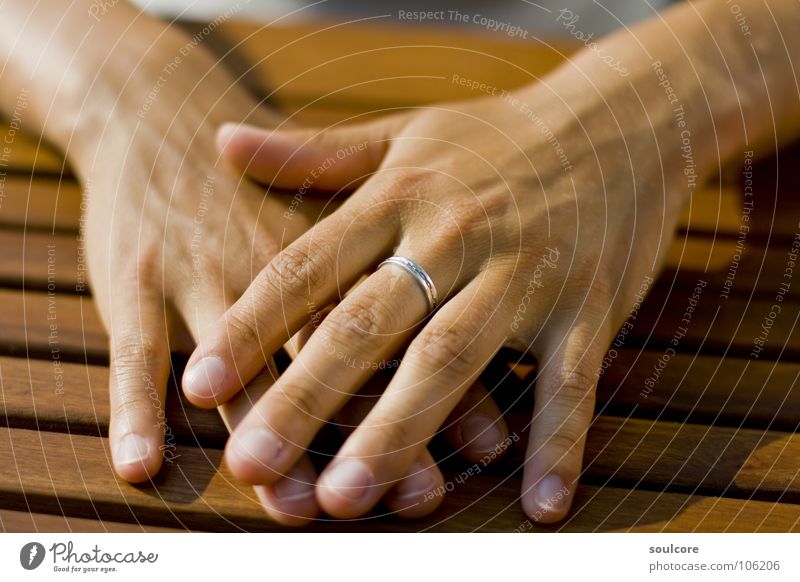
[1,18,799,533]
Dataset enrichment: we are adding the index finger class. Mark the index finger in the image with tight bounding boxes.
[182,189,400,408]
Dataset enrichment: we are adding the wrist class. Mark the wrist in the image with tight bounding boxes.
[65,27,269,177]
[514,38,715,213]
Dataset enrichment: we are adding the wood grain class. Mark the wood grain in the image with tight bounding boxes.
[2,205,800,307]
[0,230,83,292]
[4,351,800,509]
[0,177,82,232]
[0,121,64,175]
[0,289,107,363]
[583,416,800,501]
[499,349,800,431]
[0,509,178,533]
[0,19,798,534]
[0,356,227,446]
[5,340,800,449]
[3,280,798,369]
[1,426,797,532]
[629,284,800,360]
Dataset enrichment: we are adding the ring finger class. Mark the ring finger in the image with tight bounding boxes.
[224,260,448,485]
[316,272,512,518]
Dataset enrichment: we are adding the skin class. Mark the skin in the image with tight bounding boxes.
[185,0,800,523]
[0,0,512,525]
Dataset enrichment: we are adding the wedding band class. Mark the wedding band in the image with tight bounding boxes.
[378,255,439,312]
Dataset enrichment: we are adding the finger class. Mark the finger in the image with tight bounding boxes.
[334,371,445,519]
[182,178,402,408]
[223,265,428,485]
[107,285,171,483]
[181,292,320,526]
[382,451,445,519]
[317,275,510,518]
[520,317,609,524]
[284,307,503,519]
[217,113,410,190]
[442,378,510,465]
[252,455,320,527]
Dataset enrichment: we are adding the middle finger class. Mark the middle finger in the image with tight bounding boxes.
[224,264,433,485]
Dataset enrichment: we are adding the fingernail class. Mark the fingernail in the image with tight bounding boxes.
[230,428,284,469]
[116,434,150,466]
[393,463,437,501]
[533,474,567,513]
[460,414,504,454]
[183,356,226,400]
[273,467,315,502]
[320,459,374,502]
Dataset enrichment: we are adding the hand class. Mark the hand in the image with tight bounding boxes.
[68,33,307,483]
[65,35,509,528]
[185,76,690,523]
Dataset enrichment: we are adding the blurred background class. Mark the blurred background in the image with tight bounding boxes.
[132,0,675,39]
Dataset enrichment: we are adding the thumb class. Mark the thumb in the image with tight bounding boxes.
[216,113,411,191]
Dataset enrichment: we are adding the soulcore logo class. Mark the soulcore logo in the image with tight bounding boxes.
[19,541,158,572]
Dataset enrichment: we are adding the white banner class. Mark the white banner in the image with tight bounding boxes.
[0,533,796,581]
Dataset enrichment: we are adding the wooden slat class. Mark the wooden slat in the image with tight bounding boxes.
[0,121,63,174]
[4,354,800,511]
[0,356,226,446]
[0,289,107,362]
[5,340,799,454]
[2,208,799,304]
[678,185,742,237]
[629,284,800,360]
[583,416,800,500]
[561,487,800,533]
[0,177,82,231]
[0,509,178,532]
[0,230,82,292]
[500,349,800,431]
[2,280,797,367]
[664,233,800,299]
[597,349,800,430]
[214,20,574,109]
[1,426,798,532]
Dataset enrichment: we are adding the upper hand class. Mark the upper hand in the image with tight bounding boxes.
[185,83,686,522]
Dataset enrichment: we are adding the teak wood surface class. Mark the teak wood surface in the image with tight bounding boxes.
[0,18,798,533]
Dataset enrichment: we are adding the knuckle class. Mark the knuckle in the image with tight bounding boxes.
[322,295,394,348]
[477,187,515,219]
[565,261,611,304]
[112,391,159,423]
[223,308,261,346]
[273,381,322,421]
[118,248,162,291]
[112,334,163,373]
[554,364,598,406]
[261,242,333,297]
[365,415,415,455]
[445,199,487,234]
[413,323,478,375]
[375,168,431,201]
[427,202,484,253]
[542,429,584,455]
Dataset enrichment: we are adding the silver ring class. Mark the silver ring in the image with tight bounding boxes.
[378,255,439,312]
